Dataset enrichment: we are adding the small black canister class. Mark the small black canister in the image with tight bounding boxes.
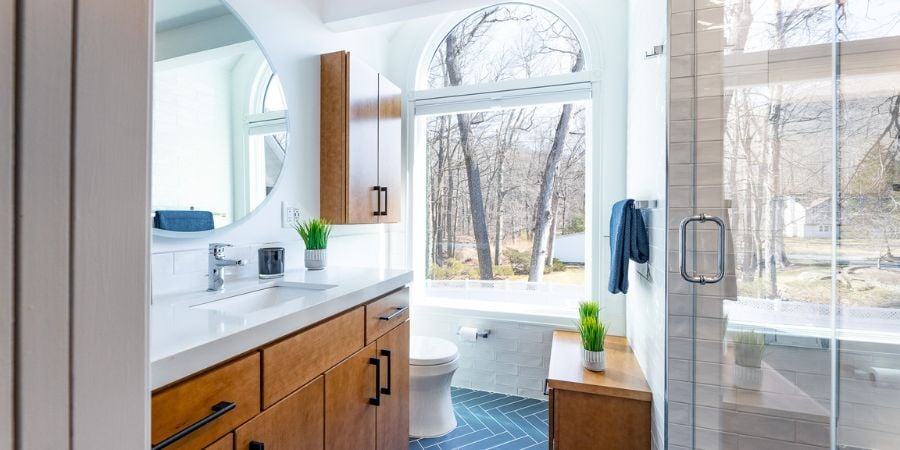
[258,247,285,279]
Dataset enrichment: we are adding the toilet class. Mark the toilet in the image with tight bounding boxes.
[409,335,460,438]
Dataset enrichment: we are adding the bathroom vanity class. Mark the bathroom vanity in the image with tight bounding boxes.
[149,269,412,450]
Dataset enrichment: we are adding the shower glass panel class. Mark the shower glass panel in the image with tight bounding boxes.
[670,0,900,448]
[835,2,900,449]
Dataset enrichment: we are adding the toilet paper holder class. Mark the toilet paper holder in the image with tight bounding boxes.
[456,327,490,339]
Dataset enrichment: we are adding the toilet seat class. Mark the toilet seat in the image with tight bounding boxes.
[410,336,458,366]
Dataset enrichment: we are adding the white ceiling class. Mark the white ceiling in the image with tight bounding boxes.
[155,0,231,32]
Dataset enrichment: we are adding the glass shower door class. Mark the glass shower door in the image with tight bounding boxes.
[670,1,900,449]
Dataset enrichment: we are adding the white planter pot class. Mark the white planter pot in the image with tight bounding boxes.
[305,249,327,270]
[582,349,606,372]
[733,364,762,390]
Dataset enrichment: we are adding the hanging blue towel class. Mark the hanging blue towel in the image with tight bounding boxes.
[608,199,649,294]
[153,210,214,232]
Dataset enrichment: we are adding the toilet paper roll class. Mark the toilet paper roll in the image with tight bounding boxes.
[459,326,479,342]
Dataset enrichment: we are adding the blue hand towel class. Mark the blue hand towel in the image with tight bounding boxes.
[153,210,214,232]
[608,199,650,294]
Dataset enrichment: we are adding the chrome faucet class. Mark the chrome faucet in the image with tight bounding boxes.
[207,243,248,291]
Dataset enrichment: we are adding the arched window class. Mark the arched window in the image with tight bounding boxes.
[245,67,288,206]
[415,3,591,296]
[426,3,584,90]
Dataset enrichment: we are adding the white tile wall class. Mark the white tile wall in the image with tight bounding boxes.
[410,309,564,399]
[151,229,407,298]
[627,0,669,448]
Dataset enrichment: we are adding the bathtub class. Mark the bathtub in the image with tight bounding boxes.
[414,279,582,327]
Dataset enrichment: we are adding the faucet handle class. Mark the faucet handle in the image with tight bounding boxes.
[209,243,233,257]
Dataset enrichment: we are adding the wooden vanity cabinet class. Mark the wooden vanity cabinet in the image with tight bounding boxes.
[150,353,260,450]
[151,287,410,450]
[324,301,410,450]
[376,321,410,450]
[235,376,325,450]
[262,307,364,408]
[320,50,402,224]
[204,434,233,450]
[325,344,379,450]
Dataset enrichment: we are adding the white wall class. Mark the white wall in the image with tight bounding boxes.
[151,0,409,291]
[625,1,669,449]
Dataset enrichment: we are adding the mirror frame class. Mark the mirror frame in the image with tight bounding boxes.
[152,0,290,239]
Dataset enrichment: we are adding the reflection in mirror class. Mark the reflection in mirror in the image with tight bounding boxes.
[152,0,288,233]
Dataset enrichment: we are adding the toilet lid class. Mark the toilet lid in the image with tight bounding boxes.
[410,336,459,366]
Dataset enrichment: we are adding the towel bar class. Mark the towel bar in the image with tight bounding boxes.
[633,200,657,209]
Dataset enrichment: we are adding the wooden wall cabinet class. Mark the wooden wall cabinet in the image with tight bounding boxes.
[547,332,651,450]
[321,50,402,224]
[151,288,410,450]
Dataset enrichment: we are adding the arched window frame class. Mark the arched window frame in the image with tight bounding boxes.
[407,1,613,324]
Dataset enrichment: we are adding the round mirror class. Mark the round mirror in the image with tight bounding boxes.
[152,0,288,234]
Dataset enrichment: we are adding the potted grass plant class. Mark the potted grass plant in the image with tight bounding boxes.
[732,329,765,389]
[294,218,332,270]
[576,300,607,372]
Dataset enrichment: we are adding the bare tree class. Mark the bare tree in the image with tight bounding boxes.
[528,50,584,282]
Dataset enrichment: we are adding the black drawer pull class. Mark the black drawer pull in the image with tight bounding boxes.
[369,357,381,406]
[373,186,382,216]
[378,306,408,321]
[249,441,265,450]
[152,401,236,450]
[380,349,392,395]
[380,186,388,216]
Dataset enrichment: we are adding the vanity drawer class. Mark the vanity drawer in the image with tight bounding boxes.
[365,287,409,344]
[151,353,261,450]
[262,307,364,408]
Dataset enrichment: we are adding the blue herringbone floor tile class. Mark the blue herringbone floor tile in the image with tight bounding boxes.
[409,389,548,450]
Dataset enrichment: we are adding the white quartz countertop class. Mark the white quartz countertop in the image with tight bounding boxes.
[150,267,413,390]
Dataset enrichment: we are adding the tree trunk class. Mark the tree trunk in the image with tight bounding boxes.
[528,51,584,282]
[545,191,560,266]
[494,158,504,264]
[445,33,492,279]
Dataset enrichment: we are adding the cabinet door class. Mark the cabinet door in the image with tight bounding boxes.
[376,321,410,450]
[205,433,233,450]
[325,344,377,450]
[234,376,324,450]
[377,74,402,224]
[346,55,380,224]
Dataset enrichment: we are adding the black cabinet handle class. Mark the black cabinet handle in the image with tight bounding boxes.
[151,401,236,450]
[380,186,388,216]
[369,357,381,406]
[249,441,265,450]
[378,306,408,321]
[373,186,382,216]
[380,349,392,395]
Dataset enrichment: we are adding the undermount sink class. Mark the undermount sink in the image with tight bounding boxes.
[191,284,333,316]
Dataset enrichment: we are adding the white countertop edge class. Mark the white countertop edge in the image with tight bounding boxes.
[151,269,413,390]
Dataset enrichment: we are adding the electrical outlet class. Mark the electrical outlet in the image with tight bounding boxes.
[281,202,303,228]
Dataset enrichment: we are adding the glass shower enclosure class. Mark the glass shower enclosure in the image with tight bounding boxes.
[668,1,900,448]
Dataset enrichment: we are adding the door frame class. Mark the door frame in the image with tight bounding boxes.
[12,0,152,447]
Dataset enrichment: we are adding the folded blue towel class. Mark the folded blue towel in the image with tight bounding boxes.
[608,199,649,294]
[153,210,214,232]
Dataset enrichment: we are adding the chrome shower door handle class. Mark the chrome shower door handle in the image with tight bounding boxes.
[679,214,726,284]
